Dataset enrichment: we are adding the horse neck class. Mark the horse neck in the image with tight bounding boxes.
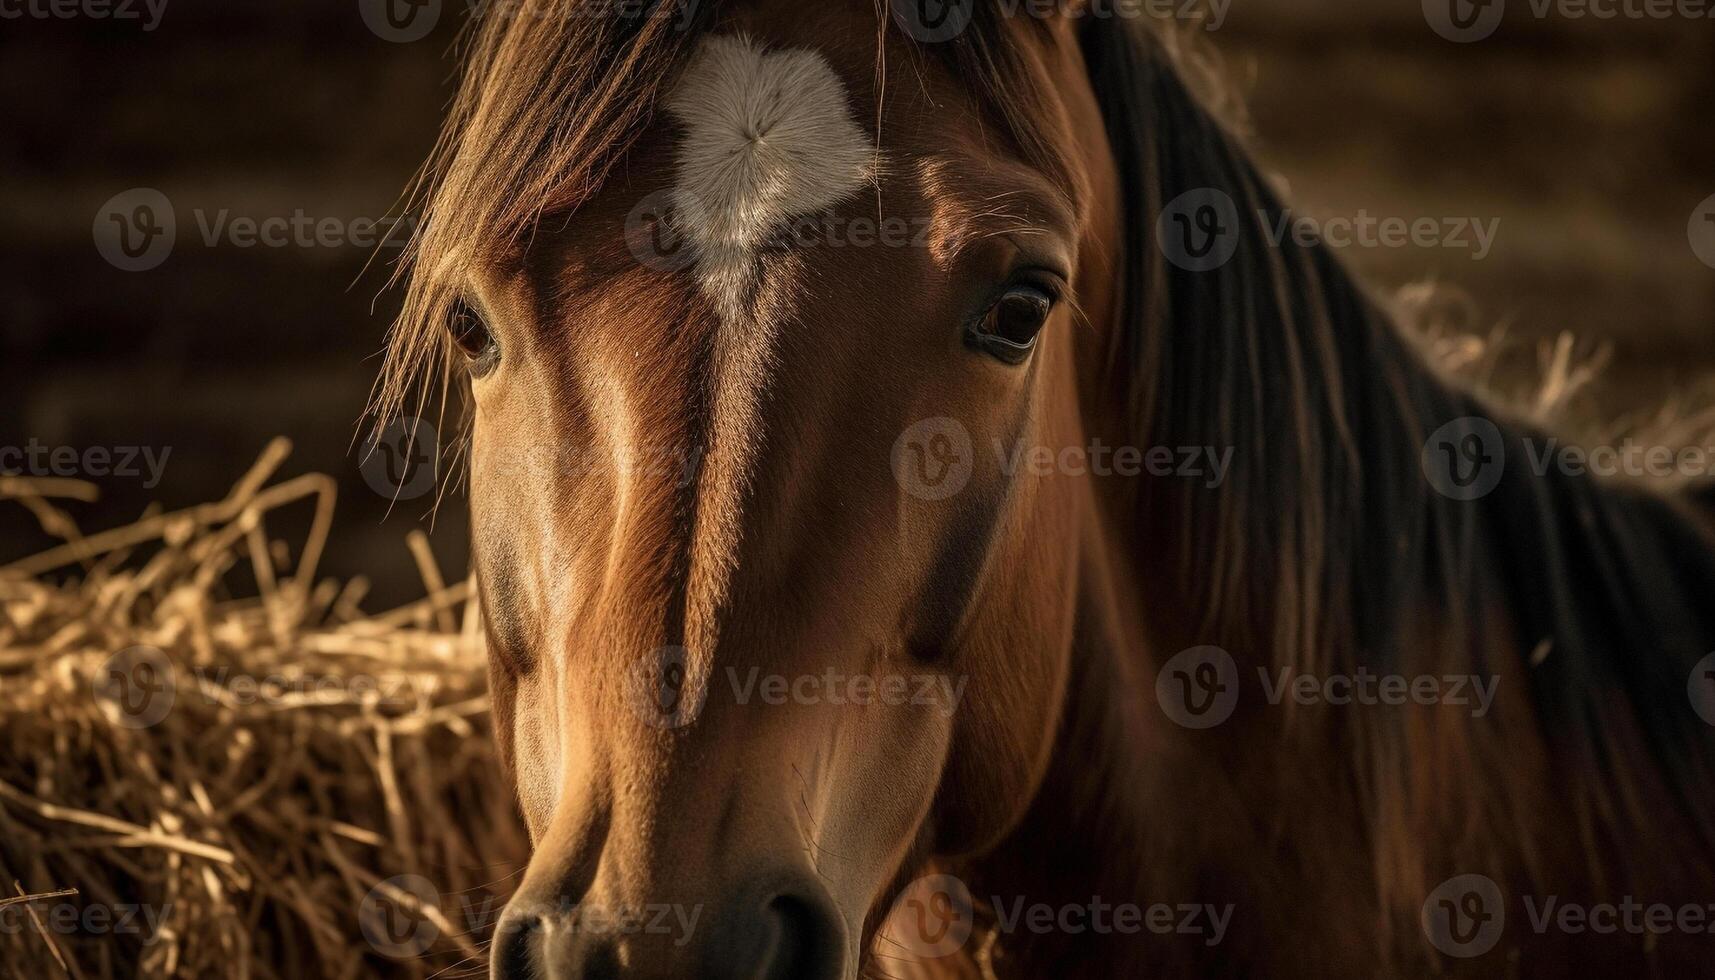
[959,26,1715,976]
[966,214,1456,980]
[958,36,1487,973]
[963,523,1299,978]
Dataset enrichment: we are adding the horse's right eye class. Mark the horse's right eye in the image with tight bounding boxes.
[447,299,499,376]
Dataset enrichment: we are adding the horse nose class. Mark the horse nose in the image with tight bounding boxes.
[488,908,541,979]
[706,883,847,980]
[487,876,846,979]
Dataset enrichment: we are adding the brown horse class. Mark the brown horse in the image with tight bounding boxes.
[372,1,1715,977]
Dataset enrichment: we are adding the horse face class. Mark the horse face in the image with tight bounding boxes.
[455,4,1120,976]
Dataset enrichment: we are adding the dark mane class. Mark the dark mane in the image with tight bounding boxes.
[1080,13,1715,912]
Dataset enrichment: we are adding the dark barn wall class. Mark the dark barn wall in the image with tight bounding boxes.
[1,1,468,604]
[1219,1,1715,407]
[2,0,1712,602]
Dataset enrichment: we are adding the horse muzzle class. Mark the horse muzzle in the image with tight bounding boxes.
[488,871,848,979]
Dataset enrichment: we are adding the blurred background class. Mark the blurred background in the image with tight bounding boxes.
[3,0,1713,604]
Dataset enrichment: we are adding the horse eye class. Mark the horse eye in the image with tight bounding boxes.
[446,299,499,376]
[968,284,1054,364]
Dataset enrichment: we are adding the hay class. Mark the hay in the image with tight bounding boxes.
[1398,282,1715,473]
[0,440,527,979]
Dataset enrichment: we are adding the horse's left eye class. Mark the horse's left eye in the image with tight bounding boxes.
[968,284,1054,364]
[446,299,499,377]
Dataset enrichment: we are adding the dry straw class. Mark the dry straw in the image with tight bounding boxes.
[0,439,526,979]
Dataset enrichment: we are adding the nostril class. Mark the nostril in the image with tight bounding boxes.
[489,910,541,980]
[762,893,844,980]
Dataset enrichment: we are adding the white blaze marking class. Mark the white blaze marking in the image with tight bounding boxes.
[656,35,875,673]
[666,33,876,322]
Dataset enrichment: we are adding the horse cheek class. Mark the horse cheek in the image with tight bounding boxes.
[930,557,1076,858]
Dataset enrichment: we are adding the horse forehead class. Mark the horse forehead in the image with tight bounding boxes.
[664,32,877,320]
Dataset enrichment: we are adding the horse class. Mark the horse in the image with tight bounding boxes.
[371,1,1715,976]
